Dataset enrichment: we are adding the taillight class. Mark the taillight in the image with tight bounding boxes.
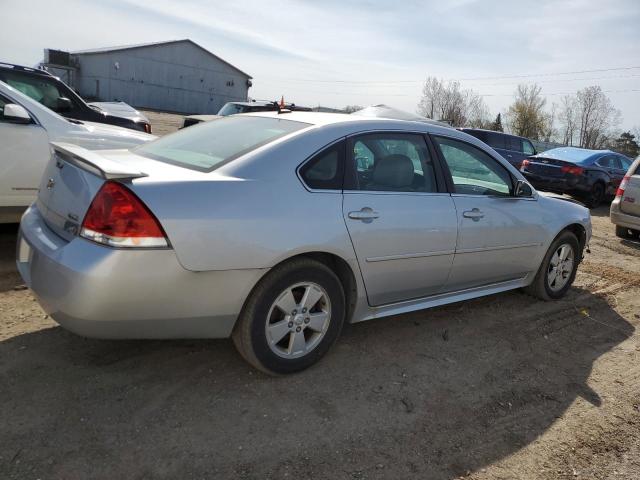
[80,181,168,248]
[561,165,584,175]
[616,175,630,198]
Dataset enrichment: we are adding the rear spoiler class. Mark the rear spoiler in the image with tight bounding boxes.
[50,142,148,180]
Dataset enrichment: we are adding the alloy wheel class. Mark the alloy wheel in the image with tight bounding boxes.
[265,282,332,359]
[547,243,575,292]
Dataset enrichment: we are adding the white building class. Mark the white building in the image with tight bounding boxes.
[43,39,252,114]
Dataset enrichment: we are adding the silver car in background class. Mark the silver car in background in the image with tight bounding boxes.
[611,155,640,239]
[17,112,592,374]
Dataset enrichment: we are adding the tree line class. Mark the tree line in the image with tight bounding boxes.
[416,76,639,158]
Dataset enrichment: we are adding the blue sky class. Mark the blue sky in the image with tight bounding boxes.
[2,0,639,129]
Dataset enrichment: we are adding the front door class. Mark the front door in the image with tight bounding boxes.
[431,135,546,291]
[0,95,50,210]
[343,132,458,306]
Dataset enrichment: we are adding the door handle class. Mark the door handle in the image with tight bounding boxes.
[348,207,379,222]
[463,208,484,221]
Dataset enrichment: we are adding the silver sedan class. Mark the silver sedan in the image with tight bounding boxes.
[17,112,592,374]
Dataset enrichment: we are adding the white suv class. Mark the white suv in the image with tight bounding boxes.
[0,81,155,223]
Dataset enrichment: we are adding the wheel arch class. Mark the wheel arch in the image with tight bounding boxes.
[560,222,587,257]
[240,250,360,325]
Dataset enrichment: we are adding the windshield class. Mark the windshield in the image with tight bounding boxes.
[218,103,252,116]
[135,115,310,171]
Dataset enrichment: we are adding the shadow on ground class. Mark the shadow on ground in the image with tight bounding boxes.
[0,223,20,293]
[0,284,633,479]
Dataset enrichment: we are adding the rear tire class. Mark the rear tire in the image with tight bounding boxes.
[584,182,605,208]
[524,230,580,301]
[232,258,345,375]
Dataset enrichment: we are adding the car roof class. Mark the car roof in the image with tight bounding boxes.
[461,128,524,139]
[242,110,459,131]
[0,62,53,77]
[536,147,616,163]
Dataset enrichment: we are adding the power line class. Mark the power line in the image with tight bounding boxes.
[276,88,640,98]
[261,73,640,90]
[261,65,640,85]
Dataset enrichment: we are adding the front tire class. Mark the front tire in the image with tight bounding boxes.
[524,230,580,301]
[232,258,345,375]
[615,225,639,239]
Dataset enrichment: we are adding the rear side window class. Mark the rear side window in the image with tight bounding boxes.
[507,136,523,152]
[486,132,506,149]
[135,116,310,172]
[348,133,438,193]
[300,142,345,190]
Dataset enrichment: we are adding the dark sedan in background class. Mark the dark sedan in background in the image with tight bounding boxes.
[521,147,633,208]
[460,128,537,169]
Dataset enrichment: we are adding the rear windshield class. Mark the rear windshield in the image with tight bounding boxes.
[135,116,310,171]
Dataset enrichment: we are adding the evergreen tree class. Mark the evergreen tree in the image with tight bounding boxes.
[491,113,504,132]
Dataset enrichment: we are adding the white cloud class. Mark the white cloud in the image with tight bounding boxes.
[1,0,639,128]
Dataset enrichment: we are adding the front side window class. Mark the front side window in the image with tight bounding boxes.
[1,71,69,111]
[523,140,535,155]
[620,156,632,170]
[348,133,437,192]
[433,136,513,196]
[300,142,344,190]
[135,116,310,172]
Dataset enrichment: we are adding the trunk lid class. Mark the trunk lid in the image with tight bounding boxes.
[523,157,576,177]
[37,142,209,242]
[37,143,149,241]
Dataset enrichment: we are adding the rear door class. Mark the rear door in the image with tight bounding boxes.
[342,132,458,306]
[596,155,623,195]
[431,135,546,291]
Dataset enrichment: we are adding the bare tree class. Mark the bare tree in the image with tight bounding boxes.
[558,95,578,146]
[417,76,489,127]
[505,84,548,140]
[343,105,363,113]
[575,86,621,149]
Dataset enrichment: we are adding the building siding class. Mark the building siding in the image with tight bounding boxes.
[73,42,250,114]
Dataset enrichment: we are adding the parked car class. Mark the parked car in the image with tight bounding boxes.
[611,155,640,239]
[181,114,221,128]
[460,128,536,168]
[0,63,152,133]
[17,112,591,374]
[521,147,633,208]
[217,100,312,116]
[0,81,154,223]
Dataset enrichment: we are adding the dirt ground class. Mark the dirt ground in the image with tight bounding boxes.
[1,113,639,479]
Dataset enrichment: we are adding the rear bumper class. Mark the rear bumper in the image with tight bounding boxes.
[16,206,267,339]
[610,198,640,231]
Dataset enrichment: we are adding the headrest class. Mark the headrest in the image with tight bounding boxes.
[372,154,414,188]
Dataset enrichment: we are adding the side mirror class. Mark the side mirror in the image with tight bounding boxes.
[2,104,32,124]
[514,179,533,198]
[55,97,73,113]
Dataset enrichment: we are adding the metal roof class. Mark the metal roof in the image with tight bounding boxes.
[71,39,252,78]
